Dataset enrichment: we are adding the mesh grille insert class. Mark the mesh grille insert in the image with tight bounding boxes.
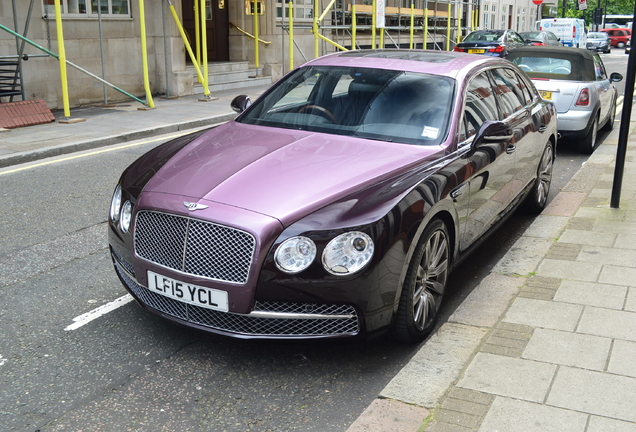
[134,210,256,284]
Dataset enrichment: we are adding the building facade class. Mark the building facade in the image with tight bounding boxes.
[0,0,540,110]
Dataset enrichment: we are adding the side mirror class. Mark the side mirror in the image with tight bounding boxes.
[473,121,513,147]
[610,72,624,83]
[231,95,251,113]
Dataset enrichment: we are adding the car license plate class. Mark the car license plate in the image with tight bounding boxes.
[147,271,229,312]
[539,91,553,100]
[468,49,485,54]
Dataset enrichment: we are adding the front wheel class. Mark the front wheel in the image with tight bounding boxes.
[523,141,554,214]
[392,218,450,343]
[578,114,599,154]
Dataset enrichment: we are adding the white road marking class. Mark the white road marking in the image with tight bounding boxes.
[616,95,625,116]
[65,294,134,331]
[0,355,6,367]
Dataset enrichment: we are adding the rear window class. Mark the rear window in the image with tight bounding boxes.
[464,31,504,42]
[508,54,594,81]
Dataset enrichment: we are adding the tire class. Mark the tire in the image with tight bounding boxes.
[577,114,599,154]
[523,141,554,214]
[601,98,617,132]
[393,218,450,343]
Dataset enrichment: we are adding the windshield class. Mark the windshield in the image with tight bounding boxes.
[237,65,455,146]
[588,32,606,39]
[463,31,505,42]
[520,32,540,39]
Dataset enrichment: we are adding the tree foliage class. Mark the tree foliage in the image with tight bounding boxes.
[554,0,635,23]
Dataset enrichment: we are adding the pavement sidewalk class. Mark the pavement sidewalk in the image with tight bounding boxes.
[2,89,636,432]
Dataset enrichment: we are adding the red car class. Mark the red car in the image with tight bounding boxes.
[600,28,632,47]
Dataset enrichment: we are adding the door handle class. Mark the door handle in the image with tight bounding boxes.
[506,143,516,154]
[538,125,548,132]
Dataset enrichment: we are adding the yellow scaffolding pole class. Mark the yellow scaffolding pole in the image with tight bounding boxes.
[457,6,462,43]
[352,3,357,50]
[200,0,210,97]
[289,1,294,70]
[138,0,155,108]
[409,4,415,49]
[53,0,70,118]
[194,0,201,77]
[446,4,451,51]
[424,7,428,49]
[167,0,206,87]
[313,1,319,57]
[253,0,260,68]
[372,0,377,49]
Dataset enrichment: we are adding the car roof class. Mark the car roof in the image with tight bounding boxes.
[303,49,508,80]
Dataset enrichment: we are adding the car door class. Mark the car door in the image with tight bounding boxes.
[455,70,516,252]
[490,67,546,200]
[592,54,612,123]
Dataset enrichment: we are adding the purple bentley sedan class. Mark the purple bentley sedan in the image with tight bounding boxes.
[108,50,557,343]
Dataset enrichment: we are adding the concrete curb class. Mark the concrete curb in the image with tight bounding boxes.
[0,112,237,169]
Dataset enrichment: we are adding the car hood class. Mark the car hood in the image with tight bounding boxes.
[143,122,441,226]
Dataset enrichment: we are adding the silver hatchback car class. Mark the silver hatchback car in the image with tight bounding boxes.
[507,47,623,153]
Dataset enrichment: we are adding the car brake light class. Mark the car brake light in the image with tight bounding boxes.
[453,46,463,52]
[573,27,577,37]
[575,88,590,106]
[489,45,505,53]
[532,42,546,46]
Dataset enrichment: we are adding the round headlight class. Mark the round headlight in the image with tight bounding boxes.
[110,185,122,222]
[323,232,374,276]
[120,200,133,233]
[274,236,317,274]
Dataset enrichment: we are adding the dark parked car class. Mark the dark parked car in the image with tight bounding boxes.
[508,46,622,154]
[586,32,612,53]
[626,38,631,54]
[600,28,632,47]
[109,50,557,343]
[519,31,561,46]
[454,30,527,57]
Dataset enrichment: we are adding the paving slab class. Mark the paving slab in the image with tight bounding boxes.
[536,258,602,282]
[345,398,429,432]
[547,367,636,422]
[521,328,611,371]
[553,280,628,310]
[599,265,636,287]
[478,397,587,432]
[457,353,557,402]
[503,297,583,331]
[490,237,554,276]
[608,339,636,378]
[448,273,523,327]
[577,307,636,341]
[587,417,636,432]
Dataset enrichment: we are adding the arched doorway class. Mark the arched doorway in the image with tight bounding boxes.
[182,0,229,62]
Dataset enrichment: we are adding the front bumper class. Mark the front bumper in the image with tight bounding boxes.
[111,247,362,339]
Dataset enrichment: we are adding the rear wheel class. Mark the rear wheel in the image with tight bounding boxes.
[393,218,450,343]
[578,114,599,154]
[601,98,617,132]
[523,141,554,214]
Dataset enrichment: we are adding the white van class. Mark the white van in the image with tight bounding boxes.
[536,18,587,48]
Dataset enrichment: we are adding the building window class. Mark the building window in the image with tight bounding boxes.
[277,0,314,21]
[42,0,131,17]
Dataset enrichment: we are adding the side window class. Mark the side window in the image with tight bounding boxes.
[490,68,525,117]
[514,72,534,105]
[593,55,607,80]
[462,72,499,140]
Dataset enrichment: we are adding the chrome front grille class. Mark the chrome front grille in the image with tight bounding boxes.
[114,262,360,338]
[134,210,256,284]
